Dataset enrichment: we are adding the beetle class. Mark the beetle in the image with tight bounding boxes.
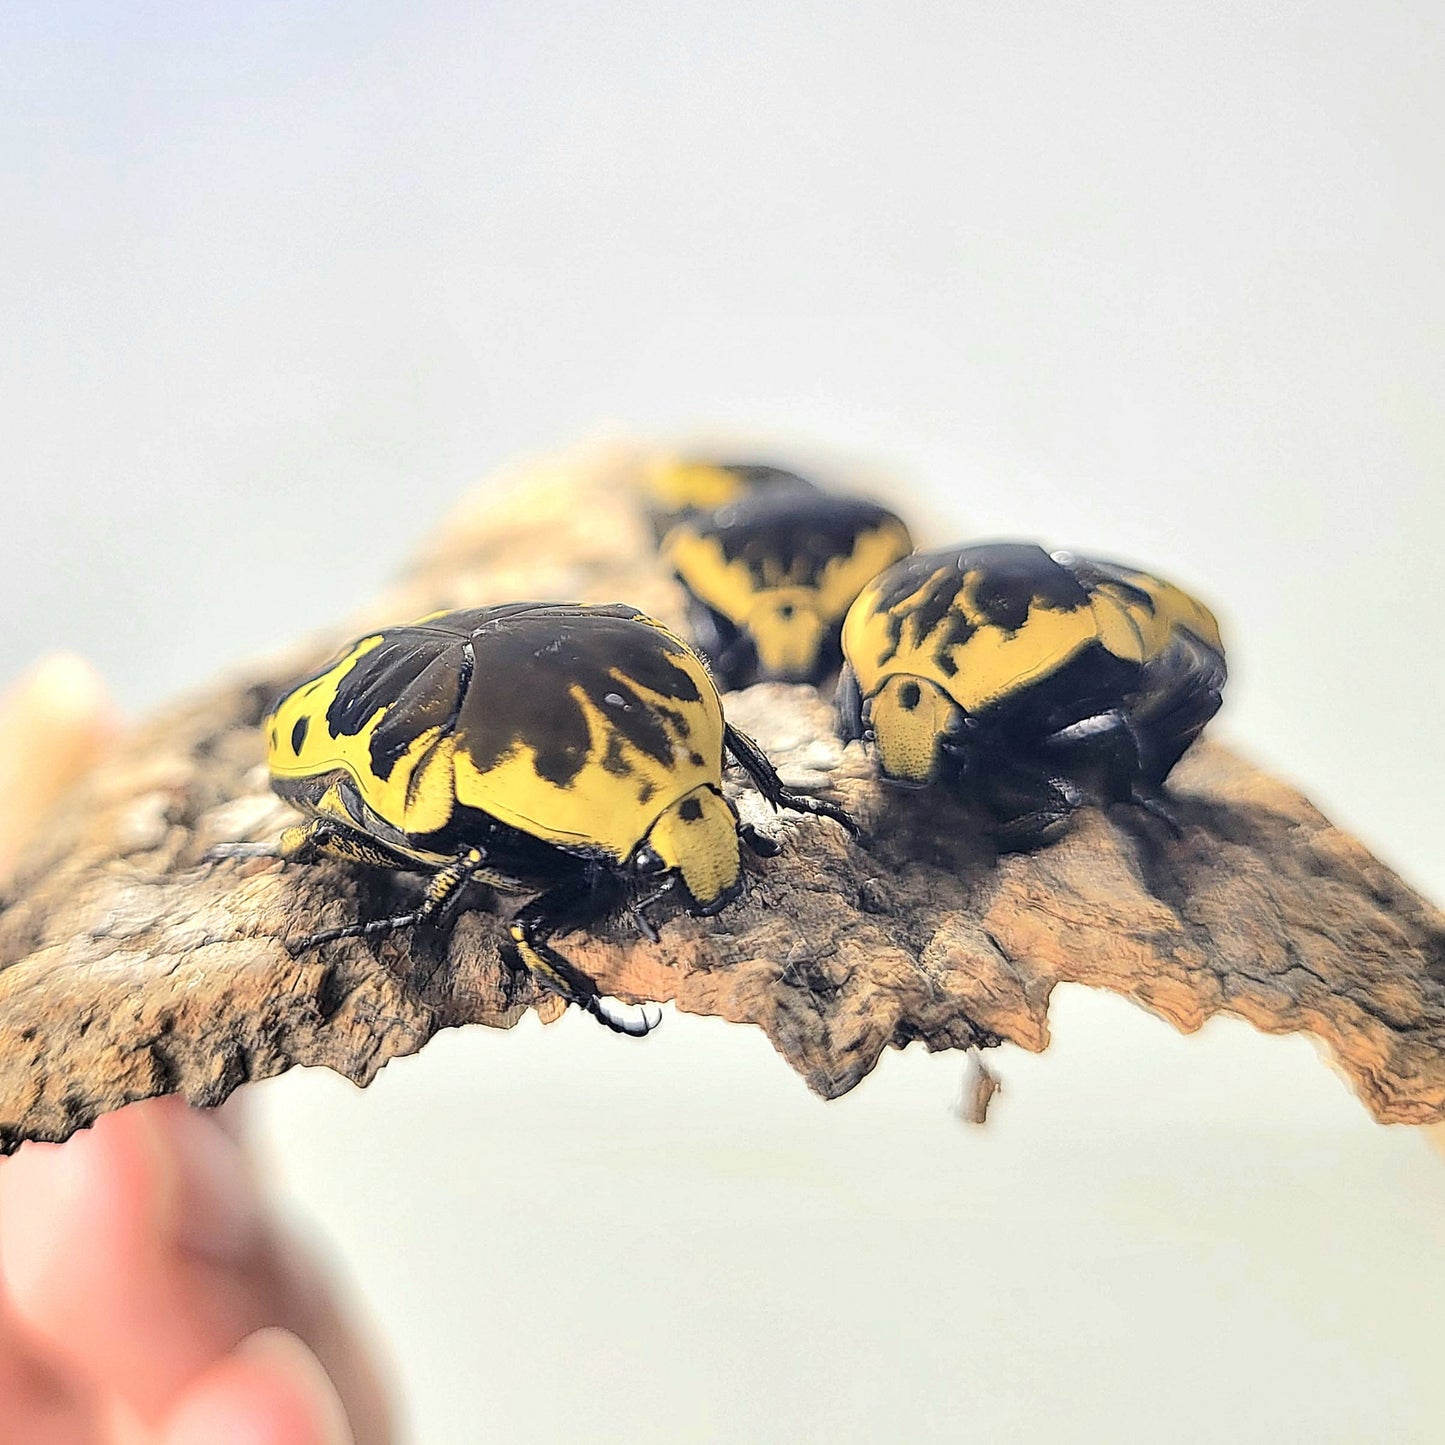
[644,458,818,541]
[231,602,855,1035]
[661,487,914,690]
[837,542,1226,843]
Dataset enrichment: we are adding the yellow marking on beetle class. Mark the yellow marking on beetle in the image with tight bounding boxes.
[666,519,912,680]
[868,677,962,785]
[266,634,466,843]
[643,785,741,909]
[1095,571,1224,659]
[509,927,581,1001]
[646,458,749,512]
[399,733,459,836]
[751,590,830,679]
[844,567,1101,714]
[266,635,383,780]
[1086,589,1150,663]
[451,650,726,861]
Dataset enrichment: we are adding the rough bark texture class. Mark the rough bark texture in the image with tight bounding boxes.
[2,441,1443,1151]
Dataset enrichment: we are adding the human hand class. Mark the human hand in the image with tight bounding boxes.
[0,657,394,1445]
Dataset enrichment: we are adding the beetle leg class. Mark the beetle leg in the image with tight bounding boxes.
[834,664,867,744]
[723,723,859,837]
[685,598,757,692]
[1040,708,1143,805]
[1041,709,1189,834]
[974,759,1084,851]
[509,885,661,1037]
[209,819,418,872]
[287,845,489,953]
[628,881,675,944]
[204,822,328,865]
[738,822,782,857]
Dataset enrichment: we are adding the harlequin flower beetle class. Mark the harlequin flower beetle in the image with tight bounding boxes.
[228,603,856,1034]
[662,487,913,690]
[643,458,818,542]
[837,543,1226,844]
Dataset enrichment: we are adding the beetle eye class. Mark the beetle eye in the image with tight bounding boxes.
[634,845,667,876]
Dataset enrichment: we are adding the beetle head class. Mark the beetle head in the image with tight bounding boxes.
[868,675,964,786]
[748,588,828,680]
[634,785,743,915]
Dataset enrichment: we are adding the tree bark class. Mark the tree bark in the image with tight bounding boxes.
[2,440,1442,1151]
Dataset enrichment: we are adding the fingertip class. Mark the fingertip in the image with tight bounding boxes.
[2,653,113,729]
[0,652,118,877]
[0,1105,161,1310]
[163,1328,357,1445]
[0,1097,269,1420]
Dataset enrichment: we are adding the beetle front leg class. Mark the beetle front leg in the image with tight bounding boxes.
[1040,708,1144,806]
[723,723,858,836]
[509,883,661,1038]
[1039,711,1184,834]
[834,664,866,745]
[981,764,1085,851]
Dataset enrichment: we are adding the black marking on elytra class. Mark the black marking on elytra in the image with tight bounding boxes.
[287,604,711,795]
[649,463,820,541]
[1064,555,1159,614]
[689,490,906,594]
[870,543,1092,670]
[318,630,466,781]
[290,716,309,754]
[454,605,704,787]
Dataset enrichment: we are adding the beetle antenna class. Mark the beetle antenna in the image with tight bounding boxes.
[723,722,858,836]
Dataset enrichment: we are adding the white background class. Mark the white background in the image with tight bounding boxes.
[3,3,1443,1441]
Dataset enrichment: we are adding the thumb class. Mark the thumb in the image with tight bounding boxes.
[0,653,117,881]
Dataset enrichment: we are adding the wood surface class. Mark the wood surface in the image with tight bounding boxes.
[3,441,1442,1151]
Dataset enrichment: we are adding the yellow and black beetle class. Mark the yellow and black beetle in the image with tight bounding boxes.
[232,602,854,1034]
[662,488,914,690]
[837,543,1225,843]
[644,458,818,542]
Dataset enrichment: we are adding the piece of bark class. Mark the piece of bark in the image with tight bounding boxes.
[2,440,1443,1151]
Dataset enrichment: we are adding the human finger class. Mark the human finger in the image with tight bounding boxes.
[0,654,116,878]
[0,1097,393,1442]
[0,1097,269,1423]
[161,1327,354,1445]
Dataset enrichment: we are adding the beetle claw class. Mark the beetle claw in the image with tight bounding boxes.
[588,996,663,1037]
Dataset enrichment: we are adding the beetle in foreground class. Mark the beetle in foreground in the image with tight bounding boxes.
[234,602,855,1035]
[837,543,1226,844]
[662,487,914,690]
